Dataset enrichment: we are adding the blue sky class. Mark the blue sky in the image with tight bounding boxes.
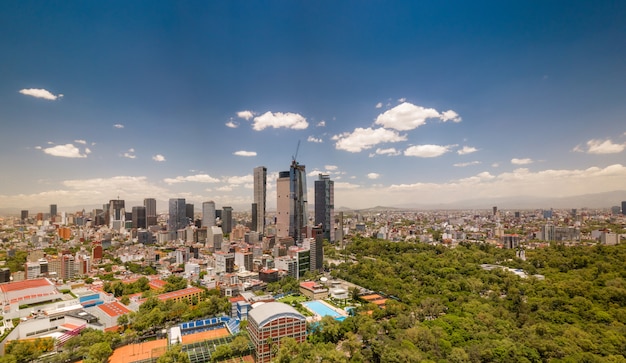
[1,1,625,211]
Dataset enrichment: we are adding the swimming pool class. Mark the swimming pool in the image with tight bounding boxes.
[302,300,346,321]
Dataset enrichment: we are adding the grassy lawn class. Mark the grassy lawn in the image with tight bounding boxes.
[277,295,308,305]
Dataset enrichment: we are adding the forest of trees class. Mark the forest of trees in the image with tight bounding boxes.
[303,238,626,362]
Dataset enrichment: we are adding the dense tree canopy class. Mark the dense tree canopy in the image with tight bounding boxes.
[315,238,626,362]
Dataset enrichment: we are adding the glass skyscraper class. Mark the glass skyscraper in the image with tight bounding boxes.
[168,198,187,231]
[315,174,334,242]
[253,166,267,233]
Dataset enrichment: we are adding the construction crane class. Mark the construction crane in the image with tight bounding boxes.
[292,140,301,163]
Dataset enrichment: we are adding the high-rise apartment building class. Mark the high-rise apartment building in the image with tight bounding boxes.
[253,166,267,233]
[168,198,187,232]
[144,198,157,227]
[222,206,233,234]
[314,174,334,242]
[202,201,216,228]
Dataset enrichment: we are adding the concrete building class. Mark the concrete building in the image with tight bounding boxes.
[144,198,157,227]
[222,206,233,234]
[314,174,334,242]
[247,302,306,363]
[202,201,216,228]
[168,198,187,232]
[109,199,125,231]
[253,166,267,233]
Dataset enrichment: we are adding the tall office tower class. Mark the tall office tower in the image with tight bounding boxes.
[109,199,125,230]
[168,198,187,232]
[276,171,291,238]
[253,166,267,233]
[251,203,258,231]
[132,206,147,229]
[222,206,233,234]
[492,206,497,216]
[50,204,57,219]
[290,160,308,242]
[202,201,216,228]
[20,210,28,223]
[186,203,194,223]
[144,198,157,227]
[277,160,308,242]
[622,201,626,216]
[314,174,334,242]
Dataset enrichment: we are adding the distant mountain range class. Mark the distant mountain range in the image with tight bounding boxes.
[345,190,626,211]
[1,190,625,217]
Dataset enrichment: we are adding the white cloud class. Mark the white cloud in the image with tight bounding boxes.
[114,124,124,129]
[225,175,253,184]
[316,121,326,127]
[122,148,136,159]
[35,146,42,150]
[233,150,257,157]
[404,144,452,158]
[19,88,62,100]
[332,127,407,152]
[85,148,91,154]
[42,144,88,158]
[307,136,323,143]
[398,97,407,103]
[164,174,220,184]
[440,110,462,123]
[492,163,500,168]
[575,139,626,154]
[374,148,400,156]
[367,173,380,179]
[511,158,533,165]
[237,110,255,120]
[216,186,233,192]
[457,146,478,155]
[454,161,481,167]
[325,165,338,171]
[225,121,239,128]
[74,139,87,145]
[375,102,439,131]
[374,102,461,131]
[152,154,166,162]
[252,111,308,131]
[375,102,383,109]
[334,182,360,190]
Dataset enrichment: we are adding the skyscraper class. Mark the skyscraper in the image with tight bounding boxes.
[276,171,291,238]
[144,198,157,227]
[202,201,216,228]
[314,174,334,242]
[168,198,187,232]
[132,206,147,229]
[185,203,194,222]
[622,201,626,216]
[253,166,267,233]
[50,204,57,219]
[222,206,233,234]
[109,199,125,231]
[276,160,308,242]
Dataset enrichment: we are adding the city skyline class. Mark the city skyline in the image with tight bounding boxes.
[1,2,626,211]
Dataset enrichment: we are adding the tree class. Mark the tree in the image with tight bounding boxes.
[87,342,112,363]
[157,345,190,363]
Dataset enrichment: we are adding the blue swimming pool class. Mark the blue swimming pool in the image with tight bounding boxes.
[302,300,345,321]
